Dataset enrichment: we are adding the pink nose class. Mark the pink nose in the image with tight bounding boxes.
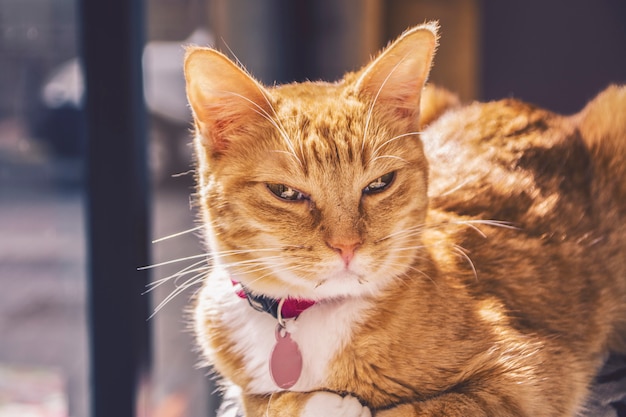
[327,239,362,265]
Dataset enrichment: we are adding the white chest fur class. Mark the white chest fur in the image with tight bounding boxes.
[200,272,371,394]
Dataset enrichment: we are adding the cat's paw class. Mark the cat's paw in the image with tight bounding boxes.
[301,392,371,417]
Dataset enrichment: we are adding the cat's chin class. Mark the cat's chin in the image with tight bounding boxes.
[232,269,388,302]
[298,261,398,300]
[308,271,386,300]
[226,254,395,301]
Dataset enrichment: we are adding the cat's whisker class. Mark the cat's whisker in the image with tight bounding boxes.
[210,247,286,258]
[221,255,284,268]
[151,255,304,318]
[223,90,302,168]
[138,253,210,270]
[390,239,467,256]
[144,259,210,293]
[242,263,312,286]
[368,131,421,167]
[435,177,473,197]
[151,225,206,243]
[460,221,487,238]
[266,392,279,416]
[226,264,277,278]
[385,244,426,253]
[386,270,413,291]
[250,77,291,135]
[150,272,207,319]
[254,263,311,279]
[221,40,246,72]
[361,56,410,151]
[452,244,478,281]
[454,219,518,232]
[375,224,428,243]
[146,251,291,307]
[388,261,439,290]
[388,238,479,282]
[250,110,300,164]
[369,154,409,165]
[270,149,300,158]
[260,95,305,170]
[220,260,297,282]
[268,149,306,168]
[385,255,434,278]
[172,265,212,288]
[373,132,422,157]
[254,269,310,286]
[150,263,216,317]
[210,247,285,267]
[376,218,516,246]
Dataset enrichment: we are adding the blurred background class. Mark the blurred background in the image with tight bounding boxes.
[0,0,624,416]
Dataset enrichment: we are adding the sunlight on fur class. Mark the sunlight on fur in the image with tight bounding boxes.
[150,21,626,417]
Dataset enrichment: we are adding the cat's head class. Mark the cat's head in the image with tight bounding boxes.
[185,23,438,301]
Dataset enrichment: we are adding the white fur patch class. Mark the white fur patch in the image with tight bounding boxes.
[302,392,372,417]
[206,268,373,394]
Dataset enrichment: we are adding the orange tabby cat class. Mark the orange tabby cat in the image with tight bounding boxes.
[184,22,626,416]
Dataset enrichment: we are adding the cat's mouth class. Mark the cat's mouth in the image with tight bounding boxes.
[315,269,368,288]
[228,253,376,301]
[299,265,377,300]
[336,269,368,283]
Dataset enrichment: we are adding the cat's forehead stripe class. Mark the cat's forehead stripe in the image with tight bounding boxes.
[278,103,364,166]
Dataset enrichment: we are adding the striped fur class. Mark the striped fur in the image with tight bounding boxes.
[185,22,626,417]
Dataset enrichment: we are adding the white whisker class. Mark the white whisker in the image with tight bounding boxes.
[369,155,409,165]
[376,218,516,245]
[375,224,428,243]
[245,264,311,288]
[171,265,211,287]
[221,41,246,72]
[150,273,206,319]
[455,219,518,230]
[221,255,284,268]
[451,219,518,238]
[145,259,209,292]
[368,131,421,167]
[208,247,285,259]
[435,178,473,197]
[138,253,210,270]
[386,260,439,289]
[362,56,410,153]
[256,90,305,170]
[152,225,205,243]
[452,245,478,281]
[223,90,303,168]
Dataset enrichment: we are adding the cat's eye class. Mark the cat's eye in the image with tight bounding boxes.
[363,171,396,195]
[267,183,308,202]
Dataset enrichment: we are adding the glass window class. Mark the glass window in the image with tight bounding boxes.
[0,1,87,417]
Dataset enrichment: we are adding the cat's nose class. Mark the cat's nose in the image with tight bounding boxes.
[327,239,362,266]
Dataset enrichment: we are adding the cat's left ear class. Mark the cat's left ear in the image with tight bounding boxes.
[355,22,438,124]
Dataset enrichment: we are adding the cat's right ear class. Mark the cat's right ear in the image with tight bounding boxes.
[184,47,272,155]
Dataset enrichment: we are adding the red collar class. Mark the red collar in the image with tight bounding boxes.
[232,280,316,320]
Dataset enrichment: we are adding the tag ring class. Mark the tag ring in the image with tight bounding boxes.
[277,298,286,328]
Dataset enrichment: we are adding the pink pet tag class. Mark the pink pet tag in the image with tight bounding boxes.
[269,324,303,389]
